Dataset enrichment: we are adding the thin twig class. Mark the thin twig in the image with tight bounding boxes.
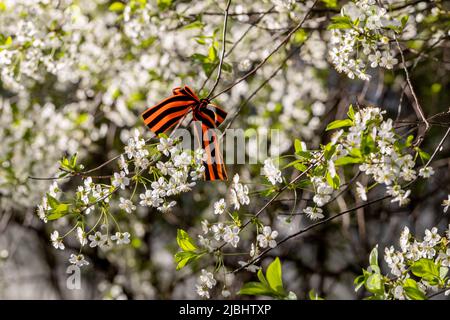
[206,0,232,99]
[210,0,318,100]
[199,6,274,92]
[219,41,308,136]
[395,36,430,144]
[233,196,390,273]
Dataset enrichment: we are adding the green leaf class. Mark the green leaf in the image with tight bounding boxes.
[208,45,217,62]
[403,278,426,300]
[293,29,308,44]
[361,134,376,155]
[47,203,69,220]
[326,119,353,131]
[326,171,340,189]
[70,153,78,168]
[257,269,269,288]
[108,2,125,11]
[157,0,172,10]
[183,21,205,30]
[140,36,157,49]
[54,203,69,214]
[176,229,198,252]
[46,194,59,209]
[349,148,362,158]
[347,104,355,120]
[369,246,379,269]
[294,139,303,153]
[334,156,362,166]
[238,282,273,296]
[321,0,337,8]
[323,143,336,160]
[266,257,284,294]
[411,258,440,285]
[308,289,324,300]
[365,273,383,294]
[418,150,431,162]
[293,162,307,172]
[222,62,232,73]
[295,150,313,160]
[174,251,199,270]
[327,16,353,30]
[405,135,414,147]
[283,159,306,171]
[354,274,366,292]
[401,15,409,28]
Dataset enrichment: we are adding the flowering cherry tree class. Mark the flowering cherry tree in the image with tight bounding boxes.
[0,0,449,300]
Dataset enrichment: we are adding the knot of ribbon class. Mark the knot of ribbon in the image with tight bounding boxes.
[141,85,228,181]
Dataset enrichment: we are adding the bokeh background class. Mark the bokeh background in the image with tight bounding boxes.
[0,0,449,299]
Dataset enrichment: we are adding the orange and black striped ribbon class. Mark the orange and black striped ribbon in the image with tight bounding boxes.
[141,86,228,181]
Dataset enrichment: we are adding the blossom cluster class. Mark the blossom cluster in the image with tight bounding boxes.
[37,131,207,266]
[295,106,431,222]
[329,0,401,80]
[180,172,284,298]
[358,224,450,300]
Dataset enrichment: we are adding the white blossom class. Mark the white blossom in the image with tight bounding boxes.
[303,206,324,221]
[69,254,89,267]
[263,158,282,185]
[112,171,130,190]
[50,230,65,250]
[257,226,278,249]
[111,232,131,245]
[119,197,136,213]
[213,198,226,215]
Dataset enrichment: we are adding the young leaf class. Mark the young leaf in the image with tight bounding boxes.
[157,0,172,10]
[418,150,431,162]
[257,269,269,288]
[46,193,59,209]
[410,258,440,284]
[326,119,353,131]
[347,104,355,121]
[403,278,426,300]
[365,273,383,294]
[308,289,325,300]
[176,229,198,252]
[354,274,366,292]
[238,282,273,296]
[326,171,340,189]
[327,16,353,30]
[294,139,303,153]
[183,21,205,30]
[369,246,379,269]
[174,251,199,270]
[109,2,125,12]
[334,156,362,166]
[70,153,78,168]
[266,257,284,294]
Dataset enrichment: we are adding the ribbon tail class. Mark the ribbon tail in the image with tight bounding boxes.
[194,122,228,181]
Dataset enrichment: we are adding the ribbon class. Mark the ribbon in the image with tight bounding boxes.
[141,86,228,181]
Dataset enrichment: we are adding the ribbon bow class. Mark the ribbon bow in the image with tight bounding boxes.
[141,86,228,181]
